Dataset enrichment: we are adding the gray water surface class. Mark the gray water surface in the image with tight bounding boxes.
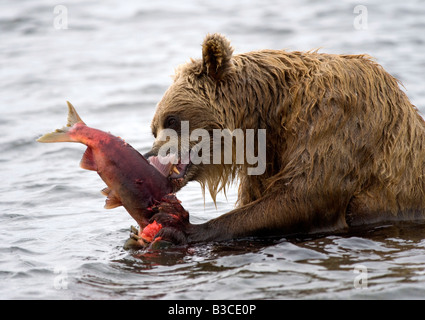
[1,0,425,299]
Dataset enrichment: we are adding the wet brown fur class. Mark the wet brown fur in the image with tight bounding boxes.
[149,33,425,242]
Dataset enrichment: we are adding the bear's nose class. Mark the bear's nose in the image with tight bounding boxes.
[143,149,157,160]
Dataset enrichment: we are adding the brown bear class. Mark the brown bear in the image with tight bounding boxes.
[144,33,425,244]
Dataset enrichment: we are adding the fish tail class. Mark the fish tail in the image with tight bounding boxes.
[37,101,85,143]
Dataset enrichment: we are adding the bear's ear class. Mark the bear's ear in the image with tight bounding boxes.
[202,33,234,81]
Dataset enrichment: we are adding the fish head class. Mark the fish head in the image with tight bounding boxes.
[145,148,197,193]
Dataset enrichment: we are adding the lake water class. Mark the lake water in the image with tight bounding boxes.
[1,0,425,300]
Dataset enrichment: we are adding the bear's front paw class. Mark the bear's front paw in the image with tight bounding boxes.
[130,194,191,248]
[152,226,189,246]
[148,211,190,246]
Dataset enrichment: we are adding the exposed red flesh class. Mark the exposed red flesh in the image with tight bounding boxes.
[140,220,163,242]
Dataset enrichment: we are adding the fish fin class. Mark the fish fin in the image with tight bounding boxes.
[80,147,97,171]
[101,187,110,196]
[66,101,85,126]
[36,129,75,143]
[104,192,122,209]
[37,101,85,143]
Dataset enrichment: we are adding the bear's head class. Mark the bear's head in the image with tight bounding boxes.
[144,34,241,200]
[145,33,267,202]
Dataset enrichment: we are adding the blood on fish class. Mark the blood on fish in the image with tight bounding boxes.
[140,221,163,243]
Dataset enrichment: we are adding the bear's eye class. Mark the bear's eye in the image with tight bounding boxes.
[164,115,179,129]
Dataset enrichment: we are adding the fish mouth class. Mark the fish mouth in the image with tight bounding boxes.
[148,153,191,184]
[168,159,190,179]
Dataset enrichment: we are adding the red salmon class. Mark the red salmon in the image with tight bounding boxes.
[37,101,177,229]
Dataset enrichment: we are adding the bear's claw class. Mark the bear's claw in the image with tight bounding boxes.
[123,225,149,250]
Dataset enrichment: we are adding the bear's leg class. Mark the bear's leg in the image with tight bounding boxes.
[346,189,424,227]
[186,184,350,243]
[237,174,265,206]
